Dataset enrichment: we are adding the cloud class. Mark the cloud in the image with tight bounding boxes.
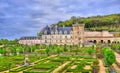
[0,0,120,39]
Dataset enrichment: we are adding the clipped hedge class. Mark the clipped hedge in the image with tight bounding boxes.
[10,66,32,72]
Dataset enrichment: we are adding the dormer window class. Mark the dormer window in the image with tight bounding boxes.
[64,31,67,34]
[59,31,62,34]
[51,31,54,34]
[44,30,47,35]
[55,30,58,34]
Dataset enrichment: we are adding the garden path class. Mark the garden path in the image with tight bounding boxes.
[113,63,120,73]
[1,55,57,73]
[51,61,71,73]
[114,52,120,63]
[98,59,106,73]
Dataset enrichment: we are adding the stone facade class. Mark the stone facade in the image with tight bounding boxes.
[19,23,120,45]
[19,37,41,45]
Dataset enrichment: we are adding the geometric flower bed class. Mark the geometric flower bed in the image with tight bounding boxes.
[23,56,69,73]
[1,55,99,73]
[23,56,99,73]
[0,55,47,72]
[65,58,99,73]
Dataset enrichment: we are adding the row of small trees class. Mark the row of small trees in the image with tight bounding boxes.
[45,45,67,56]
[0,45,37,56]
[0,41,96,56]
[45,45,95,56]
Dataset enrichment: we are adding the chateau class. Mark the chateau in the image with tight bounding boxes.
[19,23,120,45]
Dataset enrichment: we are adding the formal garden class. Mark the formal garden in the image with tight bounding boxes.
[0,40,120,73]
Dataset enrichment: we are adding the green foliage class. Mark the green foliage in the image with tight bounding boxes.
[57,45,61,55]
[45,46,50,56]
[63,44,68,52]
[102,48,116,66]
[0,39,19,45]
[87,46,94,55]
[10,66,31,72]
[77,60,86,70]
[54,14,120,32]
[17,46,24,53]
[0,47,5,54]
[111,44,120,50]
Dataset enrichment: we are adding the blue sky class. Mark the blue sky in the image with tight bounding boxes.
[0,0,120,40]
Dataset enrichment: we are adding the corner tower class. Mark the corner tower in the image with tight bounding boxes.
[72,23,85,45]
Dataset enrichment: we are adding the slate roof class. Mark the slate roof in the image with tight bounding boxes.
[43,26,72,35]
[19,36,41,40]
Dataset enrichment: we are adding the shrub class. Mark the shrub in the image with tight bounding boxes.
[102,48,116,67]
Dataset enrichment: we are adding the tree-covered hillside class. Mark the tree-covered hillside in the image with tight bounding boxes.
[38,14,120,36]
[56,14,120,32]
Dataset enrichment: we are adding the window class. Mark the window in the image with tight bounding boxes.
[51,36,53,38]
[79,38,81,40]
[60,40,62,43]
[65,36,67,38]
[51,31,54,34]
[44,30,47,35]
[45,36,47,39]
[59,31,62,34]
[64,31,67,34]
[45,40,47,43]
[55,30,58,34]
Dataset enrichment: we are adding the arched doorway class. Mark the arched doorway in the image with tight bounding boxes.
[108,40,111,43]
[101,40,103,43]
[93,40,97,43]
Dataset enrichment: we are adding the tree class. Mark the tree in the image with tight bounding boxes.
[105,50,116,66]
[111,44,120,50]
[0,47,5,54]
[18,45,24,53]
[30,45,36,52]
[63,44,68,52]
[10,46,17,56]
[45,46,50,56]
[102,48,116,67]
[87,46,94,55]
[57,46,61,55]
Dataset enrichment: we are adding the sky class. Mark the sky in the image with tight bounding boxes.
[0,0,120,40]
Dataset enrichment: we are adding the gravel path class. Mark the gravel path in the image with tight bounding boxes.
[51,61,70,73]
[114,52,120,63]
[113,64,120,73]
[98,59,106,73]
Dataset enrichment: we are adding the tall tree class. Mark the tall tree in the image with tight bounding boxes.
[45,46,50,56]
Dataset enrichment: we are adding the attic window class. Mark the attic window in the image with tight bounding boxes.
[51,31,54,34]
[64,31,67,34]
[44,30,47,35]
[55,30,58,34]
[59,31,62,34]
